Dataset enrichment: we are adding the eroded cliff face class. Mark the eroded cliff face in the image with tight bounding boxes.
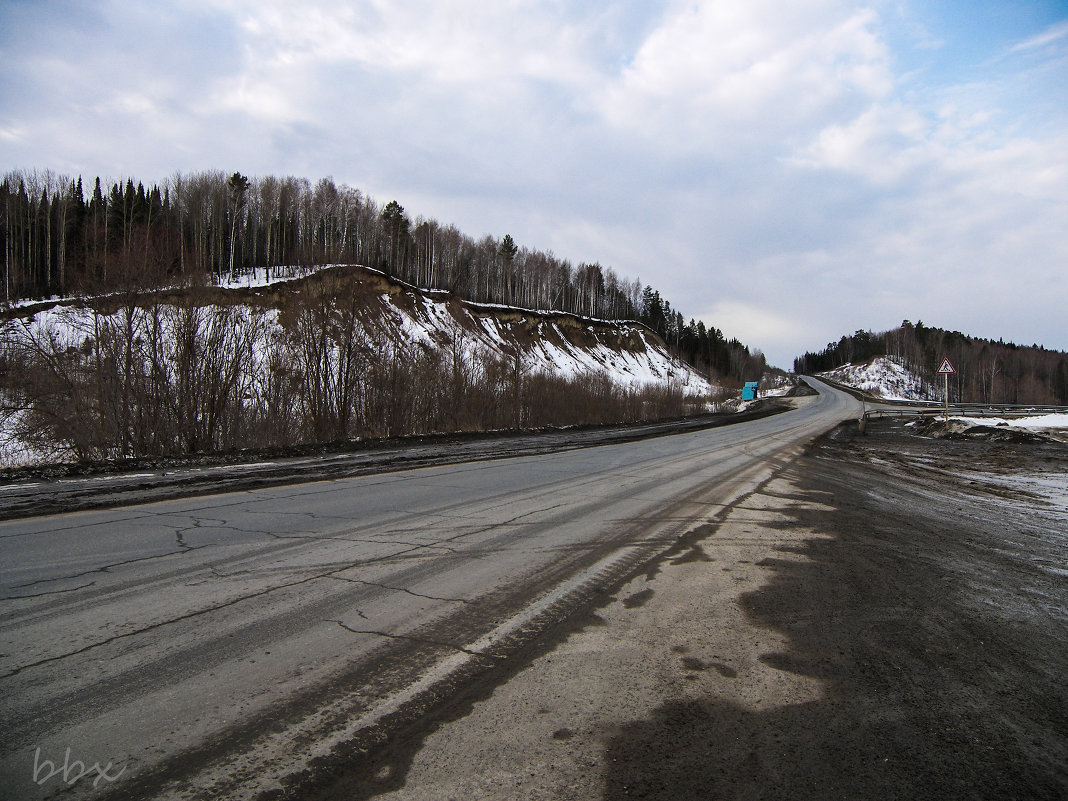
[261,265,702,391]
[5,264,704,392]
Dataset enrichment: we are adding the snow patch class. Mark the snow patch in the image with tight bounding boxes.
[819,356,934,401]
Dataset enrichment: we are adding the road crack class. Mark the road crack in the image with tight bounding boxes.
[1,581,97,601]
[10,547,201,590]
[328,575,472,604]
[1,538,479,679]
[324,618,500,661]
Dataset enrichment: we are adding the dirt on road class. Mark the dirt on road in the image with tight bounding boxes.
[300,417,1068,801]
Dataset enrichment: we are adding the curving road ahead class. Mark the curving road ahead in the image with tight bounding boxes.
[0,379,858,800]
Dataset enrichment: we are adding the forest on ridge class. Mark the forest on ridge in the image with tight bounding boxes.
[795,321,1068,405]
[0,168,763,384]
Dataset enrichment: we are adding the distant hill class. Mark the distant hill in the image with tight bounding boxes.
[795,321,1068,405]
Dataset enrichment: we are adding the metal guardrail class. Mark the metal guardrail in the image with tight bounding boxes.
[808,376,1068,420]
[863,406,1068,421]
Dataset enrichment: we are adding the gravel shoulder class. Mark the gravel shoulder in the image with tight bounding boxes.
[305,416,1068,800]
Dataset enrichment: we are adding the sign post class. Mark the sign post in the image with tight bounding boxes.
[937,358,956,428]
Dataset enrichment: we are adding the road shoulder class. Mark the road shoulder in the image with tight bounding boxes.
[312,419,1068,801]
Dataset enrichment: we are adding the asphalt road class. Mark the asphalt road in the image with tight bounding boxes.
[0,380,859,801]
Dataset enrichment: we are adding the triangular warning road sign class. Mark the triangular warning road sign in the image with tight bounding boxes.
[937,358,955,374]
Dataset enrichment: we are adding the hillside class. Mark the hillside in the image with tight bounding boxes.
[2,169,767,393]
[0,265,726,467]
[797,322,1068,405]
[818,356,936,401]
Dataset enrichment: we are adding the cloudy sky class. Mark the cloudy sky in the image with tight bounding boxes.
[2,0,1066,367]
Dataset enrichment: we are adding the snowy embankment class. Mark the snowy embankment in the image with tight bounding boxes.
[8,265,711,395]
[759,373,795,398]
[242,266,706,394]
[949,414,1068,435]
[397,289,710,394]
[818,356,934,401]
[0,265,718,467]
[909,414,1068,444]
[818,355,1067,440]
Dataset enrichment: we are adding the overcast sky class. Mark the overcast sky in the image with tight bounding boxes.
[2,0,1066,367]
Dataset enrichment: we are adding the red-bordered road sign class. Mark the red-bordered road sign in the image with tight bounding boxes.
[937,358,956,374]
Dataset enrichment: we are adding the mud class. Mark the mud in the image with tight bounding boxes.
[601,418,1068,799]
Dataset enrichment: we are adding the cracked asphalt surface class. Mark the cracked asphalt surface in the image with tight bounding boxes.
[0,383,856,800]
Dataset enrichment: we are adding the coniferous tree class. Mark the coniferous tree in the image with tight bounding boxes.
[380,200,408,276]
[227,172,250,280]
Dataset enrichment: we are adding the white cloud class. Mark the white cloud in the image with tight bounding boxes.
[0,125,25,144]
[2,0,1067,367]
[1007,19,1068,55]
[211,0,604,88]
[794,102,933,184]
[208,68,309,124]
[704,299,809,345]
[741,120,1068,365]
[596,0,893,152]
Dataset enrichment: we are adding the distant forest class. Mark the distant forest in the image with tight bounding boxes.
[0,168,764,383]
[795,321,1068,405]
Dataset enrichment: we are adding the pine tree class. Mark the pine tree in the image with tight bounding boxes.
[498,234,518,304]
[227,172,250,280]
[380,200,409,276]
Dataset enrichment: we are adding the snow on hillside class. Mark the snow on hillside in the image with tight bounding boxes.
[7,267,710,396]
[361,275,712,395]
[819,356,934,401]
[426,305,708,394]
[760,373,795,397]
[0,267,719,466]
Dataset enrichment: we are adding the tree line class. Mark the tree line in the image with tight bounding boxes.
[794,321,1068,404]
[638,285,766,384]
[0,168,763,384]
[0,169,641,318]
